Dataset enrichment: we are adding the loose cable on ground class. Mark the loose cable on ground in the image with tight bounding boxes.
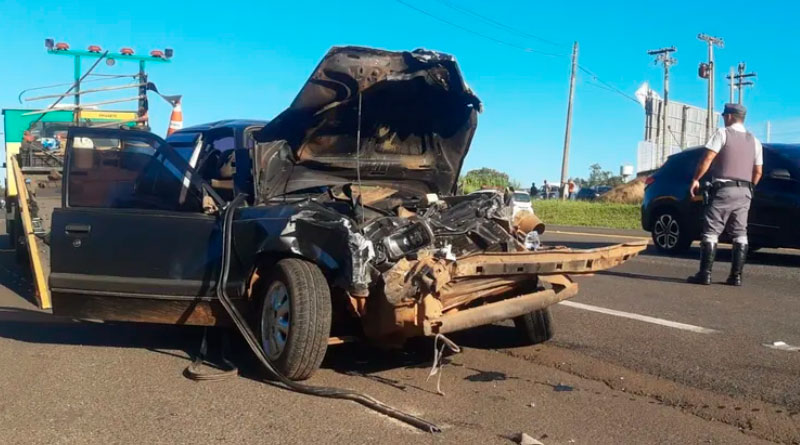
[427,333,461,396]
[184,327,239,381]
[214,194,442,433]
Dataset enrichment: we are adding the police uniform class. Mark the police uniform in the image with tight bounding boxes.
[688,103,762,286]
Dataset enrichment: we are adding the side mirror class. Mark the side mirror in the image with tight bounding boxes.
[768,168,792,181]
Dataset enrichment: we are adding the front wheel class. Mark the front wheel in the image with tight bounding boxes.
[258,258,331,381]
[651,209,692,254]
[513,308,554,345]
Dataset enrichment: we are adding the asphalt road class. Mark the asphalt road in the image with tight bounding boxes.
[1,223,798,444]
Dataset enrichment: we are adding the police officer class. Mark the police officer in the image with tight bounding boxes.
[687,103,763,286]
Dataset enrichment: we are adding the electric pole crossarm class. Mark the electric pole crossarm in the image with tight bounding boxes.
[731,62,757,105]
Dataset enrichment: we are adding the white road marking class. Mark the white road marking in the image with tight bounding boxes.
[763,341,800,352]
[558,300,720,334]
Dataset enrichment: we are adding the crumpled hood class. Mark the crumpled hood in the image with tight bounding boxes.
[253,46,482,196]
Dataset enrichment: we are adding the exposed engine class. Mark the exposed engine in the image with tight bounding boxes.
[361,192,532,272]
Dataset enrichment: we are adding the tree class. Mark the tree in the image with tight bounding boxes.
[459,168,521,194]
[583,163,624,188]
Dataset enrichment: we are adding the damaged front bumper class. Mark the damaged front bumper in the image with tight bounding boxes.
[362,241,648,343]
[425,278,578,336]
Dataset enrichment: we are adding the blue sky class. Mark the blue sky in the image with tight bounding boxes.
[2,0,799,186]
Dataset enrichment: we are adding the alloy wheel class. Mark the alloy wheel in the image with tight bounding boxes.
[653,213,680,250]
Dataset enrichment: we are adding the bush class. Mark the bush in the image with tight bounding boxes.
[534,200,641,230]
[600,178,645,205]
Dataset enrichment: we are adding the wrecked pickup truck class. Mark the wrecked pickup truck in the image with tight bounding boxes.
[34,46,646,380]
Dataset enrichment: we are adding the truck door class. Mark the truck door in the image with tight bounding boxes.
[49,127,236,325]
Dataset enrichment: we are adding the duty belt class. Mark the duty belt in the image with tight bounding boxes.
[712,180,753,191]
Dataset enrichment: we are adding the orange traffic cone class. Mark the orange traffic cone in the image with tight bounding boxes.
[167,100,183,136]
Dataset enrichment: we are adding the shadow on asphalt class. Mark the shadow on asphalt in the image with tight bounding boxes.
[597,270,689,284]
[0,308,202,351]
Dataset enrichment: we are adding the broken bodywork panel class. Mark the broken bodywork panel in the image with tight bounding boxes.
[253,46,481,198]
[232,46,647,343]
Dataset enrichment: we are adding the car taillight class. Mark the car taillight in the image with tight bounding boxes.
[645,176,655,187]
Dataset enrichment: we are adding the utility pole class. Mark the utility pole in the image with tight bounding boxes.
[559,41,578,201]
[698,34,724,140]
[766,121,771,143]
[728,67,735,103]
[728,62,756,105]
[647,46,676,165]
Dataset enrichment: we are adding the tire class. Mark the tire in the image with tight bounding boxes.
[651,208,692,254]
[258,258,331,381]
[513,308,554,345]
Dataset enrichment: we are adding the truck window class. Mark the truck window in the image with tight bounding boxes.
[67,134,203,212]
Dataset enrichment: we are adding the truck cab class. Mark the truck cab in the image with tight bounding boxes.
[165,120,268,203]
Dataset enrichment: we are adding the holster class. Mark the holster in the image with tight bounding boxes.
[701,181,713,206]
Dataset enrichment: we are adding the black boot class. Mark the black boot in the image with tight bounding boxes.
[687,242,716,285]
[726,242,748,286]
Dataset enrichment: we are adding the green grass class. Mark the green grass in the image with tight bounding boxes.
[533,200,642,230]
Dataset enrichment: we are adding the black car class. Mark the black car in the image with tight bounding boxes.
[642,144,800,253]
[575,186,611,201]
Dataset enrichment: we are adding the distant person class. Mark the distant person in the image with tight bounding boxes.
[568,179,576,199]
[19,130,44,166]
[529,182,538,197]
[543,180,550,199]
[687,103,762,287]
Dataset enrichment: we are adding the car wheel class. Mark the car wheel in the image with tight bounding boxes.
[258,258,331,381]
[513,308,553,345]
[651,209,691,253]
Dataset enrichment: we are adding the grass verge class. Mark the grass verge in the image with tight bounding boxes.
[533,200,641,230]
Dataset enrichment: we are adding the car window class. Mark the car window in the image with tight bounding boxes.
[166,131,201,162]
[512,192,530,203]
[661,149,703,181]
[775,149,800,173]
[67,133,203,212]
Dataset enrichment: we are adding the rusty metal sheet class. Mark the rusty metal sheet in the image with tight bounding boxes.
[451,240,648,278]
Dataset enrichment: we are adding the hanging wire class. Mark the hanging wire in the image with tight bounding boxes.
[355,91,365,225]
[395,0,639,107]
[394,0,567,58]
[579,66,640,104]
[433,0,566,48]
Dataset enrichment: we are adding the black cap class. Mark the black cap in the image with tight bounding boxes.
[722,103,747,116]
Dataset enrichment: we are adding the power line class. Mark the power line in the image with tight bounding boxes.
[433,0,565,48]
[394,0,567,57]
[396,0,638,107]
[584,80,639,104]
[579,66,640,104]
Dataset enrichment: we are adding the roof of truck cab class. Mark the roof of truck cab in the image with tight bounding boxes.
[176,119,269,133]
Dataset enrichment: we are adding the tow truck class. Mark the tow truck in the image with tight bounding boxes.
[4,40,172,309]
